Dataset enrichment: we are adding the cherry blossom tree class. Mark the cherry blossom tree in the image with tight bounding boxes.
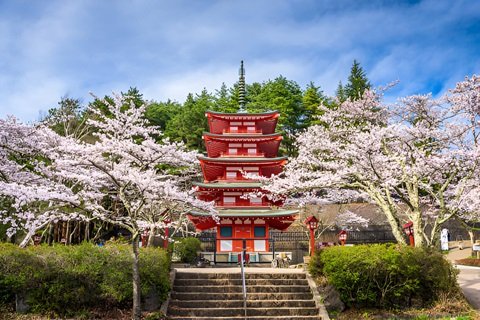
[0,117,86,246]
[445,75,480,246]
[49,94,216,319]
[1,94,216,319]
[264,76,480,248]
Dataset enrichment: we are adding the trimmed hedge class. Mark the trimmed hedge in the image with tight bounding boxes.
[309,244,459,308]
[0,242,170,316]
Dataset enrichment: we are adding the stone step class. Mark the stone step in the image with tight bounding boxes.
[175,272,306,280]
[170,292,314,301]
[174,278,309,286]
[168,316,321,320]
[173,285,310,293]
[169,299,317,308]
[167,307,319,317]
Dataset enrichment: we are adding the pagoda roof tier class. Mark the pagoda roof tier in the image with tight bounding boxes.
[198,156,286,182]
[191,208,298,217]
[206,110,279,135]
[205,110,279,119]
[204,132,282,158]
[188,208,298,230]
[193,181,263,189]
[203,132,282,140]
[198,156,287,163]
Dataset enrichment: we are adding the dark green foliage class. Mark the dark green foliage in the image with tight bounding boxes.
[145,100,181,131]
[0,243,170,316]
[164,91,213,151]
[344,60,371,101]
[303,82,330,127]
[42,96,88,137]
[335,81,347,103]
[89,87,145,119]
[174,237,201,263]
[248,76,308,156]
[309,244,459,309]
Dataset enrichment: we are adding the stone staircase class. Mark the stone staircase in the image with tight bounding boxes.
[167,269,322,320]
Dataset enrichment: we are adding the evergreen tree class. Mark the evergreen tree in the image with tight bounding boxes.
[344,60,371,101]
[302,82,327,127]
[249,76,305,156]
[144,100,181,131]
[42,96,92,140]
[335,81,347,103]
[213,83,238,113]
[165,89,214,151]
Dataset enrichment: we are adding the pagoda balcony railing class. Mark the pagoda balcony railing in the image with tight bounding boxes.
[216,177,260,182]
[215,201,269,208]
[220,152,265,158]
[223,129,263,134]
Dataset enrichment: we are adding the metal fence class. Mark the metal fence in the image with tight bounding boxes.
[194,228,397,264]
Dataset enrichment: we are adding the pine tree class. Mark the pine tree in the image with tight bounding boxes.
[344,60,371,101]
[303,82,326,127]
[335,81,347,103]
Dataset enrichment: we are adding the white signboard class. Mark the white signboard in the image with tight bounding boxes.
[254,240,266,252]
[220,240,232,251]
[440,228,449,251]
[473,244,480,251]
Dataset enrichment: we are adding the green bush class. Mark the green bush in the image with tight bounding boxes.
[174,237,201,263]
[0,242,170,316]
[309,244,459,309]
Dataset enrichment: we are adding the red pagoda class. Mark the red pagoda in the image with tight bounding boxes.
[187,62,298,260]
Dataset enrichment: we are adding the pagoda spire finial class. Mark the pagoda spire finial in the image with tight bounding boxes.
[238,60,246,113]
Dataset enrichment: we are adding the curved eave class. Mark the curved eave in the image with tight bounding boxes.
[189,209,299,217]
[206,110,279,117]
[193,181,263,189]
[203,132,282,140]
[198,156,287,163]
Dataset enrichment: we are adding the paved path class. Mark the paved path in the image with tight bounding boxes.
[446,244,480,310]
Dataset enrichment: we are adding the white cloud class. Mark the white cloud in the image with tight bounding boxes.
[0,0,479,121]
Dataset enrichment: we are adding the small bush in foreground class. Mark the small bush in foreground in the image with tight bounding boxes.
[0,243,170,316]
[174,237,201,263]
[309,244,459,309]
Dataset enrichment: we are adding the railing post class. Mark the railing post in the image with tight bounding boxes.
[242,238,247,262]
[272,237,275,260]
[240,250,247,319]
[213,234,217,265]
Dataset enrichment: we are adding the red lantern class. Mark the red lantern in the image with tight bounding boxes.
[338,230,347,246]
[33,235,41,246]
[403,221,415,247]
[141,229,149,247]
[304,216,319,256]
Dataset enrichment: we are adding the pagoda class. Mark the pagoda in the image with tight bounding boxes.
[188,62,298,256]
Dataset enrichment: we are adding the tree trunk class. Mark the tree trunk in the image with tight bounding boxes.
[85,221,90,242]
[69,222,78,245]
[376,201,407,245]
[147,227,156,247]
[412,211,425,248]
[65,221,71,245]
[47,223,54,245]
[19,232,33,248]
[468,230,475,256]
[132,233,142,320]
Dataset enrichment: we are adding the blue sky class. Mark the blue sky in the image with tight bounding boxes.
[0,0,479,121]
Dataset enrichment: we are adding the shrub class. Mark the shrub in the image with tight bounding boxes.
[174,237,201,263]
[456,258,480,267]
[309,244,459,309]
[0,242,170,316]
